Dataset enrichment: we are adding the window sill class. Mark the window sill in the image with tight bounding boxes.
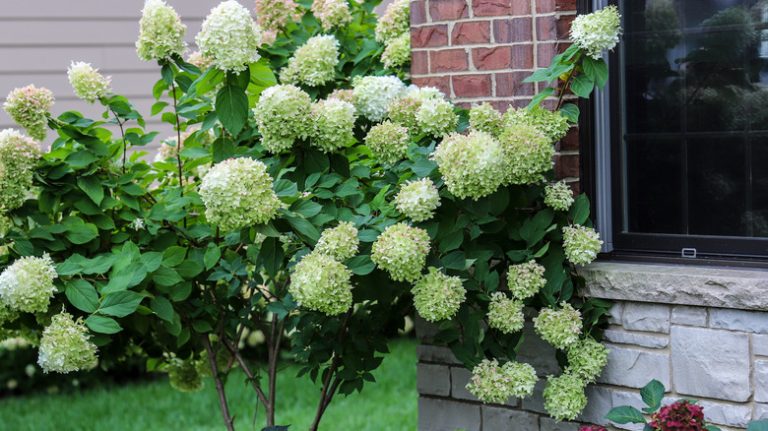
[580,261,768,311]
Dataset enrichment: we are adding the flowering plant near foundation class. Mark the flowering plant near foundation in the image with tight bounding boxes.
[0,1,621,428]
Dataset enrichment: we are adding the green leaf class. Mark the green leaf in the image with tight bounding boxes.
[640,379,665,413]
[571,74,595,98]
[583,56,609,87]
[216,83,249,136]
[77,176,104,205]
[85,315,122,334]
[347,255,375,275]
[570,194,590,225]
[705,425,722,431]
[286,215,321,243]
[259,237,284,277]
[292,200,322,218]
[526,87,555,109]
[204,244,221,270]
[98,291,144,317]
[153,266,184,287]
[192,320,213,333]
[559,103,580,123]
[62,217,99,244]
[162,246,187,267]
[748,420,768,431]
[150,296,174,322]
[65,279,99,313]
[605,406,646,424]
[439,230,464,253]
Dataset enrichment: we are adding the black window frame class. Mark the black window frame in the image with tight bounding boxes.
[578,0,768,266]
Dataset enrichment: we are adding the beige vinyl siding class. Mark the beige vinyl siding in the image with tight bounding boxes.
[0,0,229,146]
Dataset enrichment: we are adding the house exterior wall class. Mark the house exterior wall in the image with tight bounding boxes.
[412,1,768,430]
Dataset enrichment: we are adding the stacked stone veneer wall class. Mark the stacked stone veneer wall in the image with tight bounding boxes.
[417,263,768,431]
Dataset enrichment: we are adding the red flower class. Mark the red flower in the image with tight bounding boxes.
[649,401,706,431]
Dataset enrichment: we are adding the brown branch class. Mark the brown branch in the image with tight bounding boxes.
[203,336,235,431]
[109,109,128,173]
[222,337,270,408]
[309,309,353,431]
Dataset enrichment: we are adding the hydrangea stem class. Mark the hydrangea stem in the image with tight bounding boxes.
[203,336,235,431]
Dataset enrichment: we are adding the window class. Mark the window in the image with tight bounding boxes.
[588,0,768,261]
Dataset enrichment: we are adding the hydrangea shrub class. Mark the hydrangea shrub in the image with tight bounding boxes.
[0,1,622,429]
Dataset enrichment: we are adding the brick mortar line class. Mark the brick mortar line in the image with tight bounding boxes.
[415,13,559,27]
[412,41,571,51]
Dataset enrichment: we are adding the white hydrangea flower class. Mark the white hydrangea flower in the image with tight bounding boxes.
[469,103,503,136]
[314,221,359,262]
[199,157,281,231]
[371,223,431,283]
[196,0,262,72]
[416,98,458,138]
[533,303,583,350]
[544,181,575,211]
[486,292,525,334]
[0,129,41,212]
[382,32,411,69]
[309,98,357,153]
[136,0,187,62]
[67,62,111,103]
[565,337,609,383]
[562,225,603,265]
[376,0,410,43]
[394,178,441,222]
[281,35,340,87]
[253,84,312,153]
[255,0,302,37]
[388,86,446,134]
[503,106,570,144]
[289,252,353,315]
[365,120,409,165]
[0,254,57,313]
[311,0,352,31]
[411,267,465,322]
[498,124,554,185]
[543,373,588,421]
[3,85,54,141]
[433,131,506,200]
[37,311,98,374]
[507,260,546,300]
[353,75,407,122]
[466,359,538,404]
[571,5,622,59]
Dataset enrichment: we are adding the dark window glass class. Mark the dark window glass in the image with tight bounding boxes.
[620,0,768,241]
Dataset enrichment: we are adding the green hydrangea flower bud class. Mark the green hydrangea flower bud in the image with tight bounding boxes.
[0,254,57,313]
[433,131,506,200]
[136,0,187,62]
[507,260,546,300]
[67,62,111,104]
[0,129,41,212]
[289,252,353,315]
[469,103,503,136]
[534,303,583,350]
[199,158,281,232]
[566,337,609,383]
[253,84,312,153]
[315,221,359,262]
[3,85,54,141]
[563,225,603,265]
[365,121,409,165]
[167,357,205,393]
[394,178,441,222]
[37,311,98,374]
[487,292,525,334]
[412,267,465,322]
[280,35,340,87]
[309,98,357,153]
[544,181,575,211]
[371,223,430,282]
[466,359,538,404]
[196,0,262,72]
[543,373,588,421]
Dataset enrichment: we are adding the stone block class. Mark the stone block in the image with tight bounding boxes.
[598,344,670,389]
[622,303,670,334]
[451,366,477,401]
[418,363,451,397]
[698,400,752,428]
[755,403,768,420]
[416,316,439,342]
[754,334,768,357]
[482,406,540,431]
[517,324,561,376]
[607,302,624,325]
[418,397,481,431]
[671,305,707,326]
[603,329,669,349]
[521,379,547,414]
[671,326,751,402]
[579,385,613,425]
[418,345,461,365]
[710,308,768,334]
[756,360,768,403]
[539,417,579,431]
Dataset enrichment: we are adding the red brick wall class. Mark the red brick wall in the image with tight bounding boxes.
[410,0,581,188]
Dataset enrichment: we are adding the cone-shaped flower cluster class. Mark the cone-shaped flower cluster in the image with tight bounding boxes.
[311,0,352,31]
[289,252,353,315]
[365,121,409,165]
[253,84,312,153]
[136,0,187,62]
[565,337,608,383]
[394,178,441,222]
[571,5,622,59]
[507,260,546,300]
[544,181,575,211]
[353,76,406,122]
[376,0,410,43]
[433,131,506,200]
[199,158,281,231]
[3,85,54,141]
[37,311,98,374]
[563,225,603,265]
[411,267,465,322]
[466,359,538,404]
[0,254,57,313]
[196,0,262,72]
[0,129,41,212]
[281,35,340,87]
[310,98,356,153]
[543,373,588,421]
[499,124,554,185]
[534,303,583,350]
[486,292,525,334]
[314,222,359,262]
[371,223,430,282]
[67,62,111,103]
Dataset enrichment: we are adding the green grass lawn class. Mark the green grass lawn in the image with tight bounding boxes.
[0,338,417,431]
